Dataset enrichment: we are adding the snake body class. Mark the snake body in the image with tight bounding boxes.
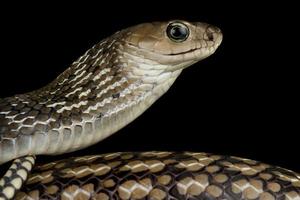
[0,20,299,199]
[16,152,300,200]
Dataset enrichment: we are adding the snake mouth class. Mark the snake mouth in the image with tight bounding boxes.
[164,47,203,56]
[125,41,203,56]
[124,41,219,65]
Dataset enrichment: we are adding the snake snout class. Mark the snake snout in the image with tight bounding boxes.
[205,25,223,47]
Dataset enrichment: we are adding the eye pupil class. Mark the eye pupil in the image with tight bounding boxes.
[171,26,185,38]
[167,22,189,42]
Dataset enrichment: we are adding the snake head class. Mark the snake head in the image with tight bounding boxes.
[122,20,223,71]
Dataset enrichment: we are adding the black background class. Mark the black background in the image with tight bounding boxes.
[0,2,298,174]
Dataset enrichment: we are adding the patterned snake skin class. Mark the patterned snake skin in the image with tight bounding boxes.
[17,152,300,200]
[0,20,222,164]
[0,20,299,199]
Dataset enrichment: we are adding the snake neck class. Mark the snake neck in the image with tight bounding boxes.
[0,33,182,163]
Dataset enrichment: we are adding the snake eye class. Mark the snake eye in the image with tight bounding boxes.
[166,22,190,42]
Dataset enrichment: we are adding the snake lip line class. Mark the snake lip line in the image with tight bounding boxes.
[165,47,204,56]
[125,42,207,57]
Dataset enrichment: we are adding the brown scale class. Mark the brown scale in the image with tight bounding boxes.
[14,152,299,200]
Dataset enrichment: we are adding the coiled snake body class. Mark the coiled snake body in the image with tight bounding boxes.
[0,20,299,199]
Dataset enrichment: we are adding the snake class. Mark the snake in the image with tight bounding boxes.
[0,20,299,200]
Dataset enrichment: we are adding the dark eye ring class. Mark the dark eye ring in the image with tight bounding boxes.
[166,22,190,42]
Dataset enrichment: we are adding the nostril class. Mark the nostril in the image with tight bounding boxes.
[207,32,214,41]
